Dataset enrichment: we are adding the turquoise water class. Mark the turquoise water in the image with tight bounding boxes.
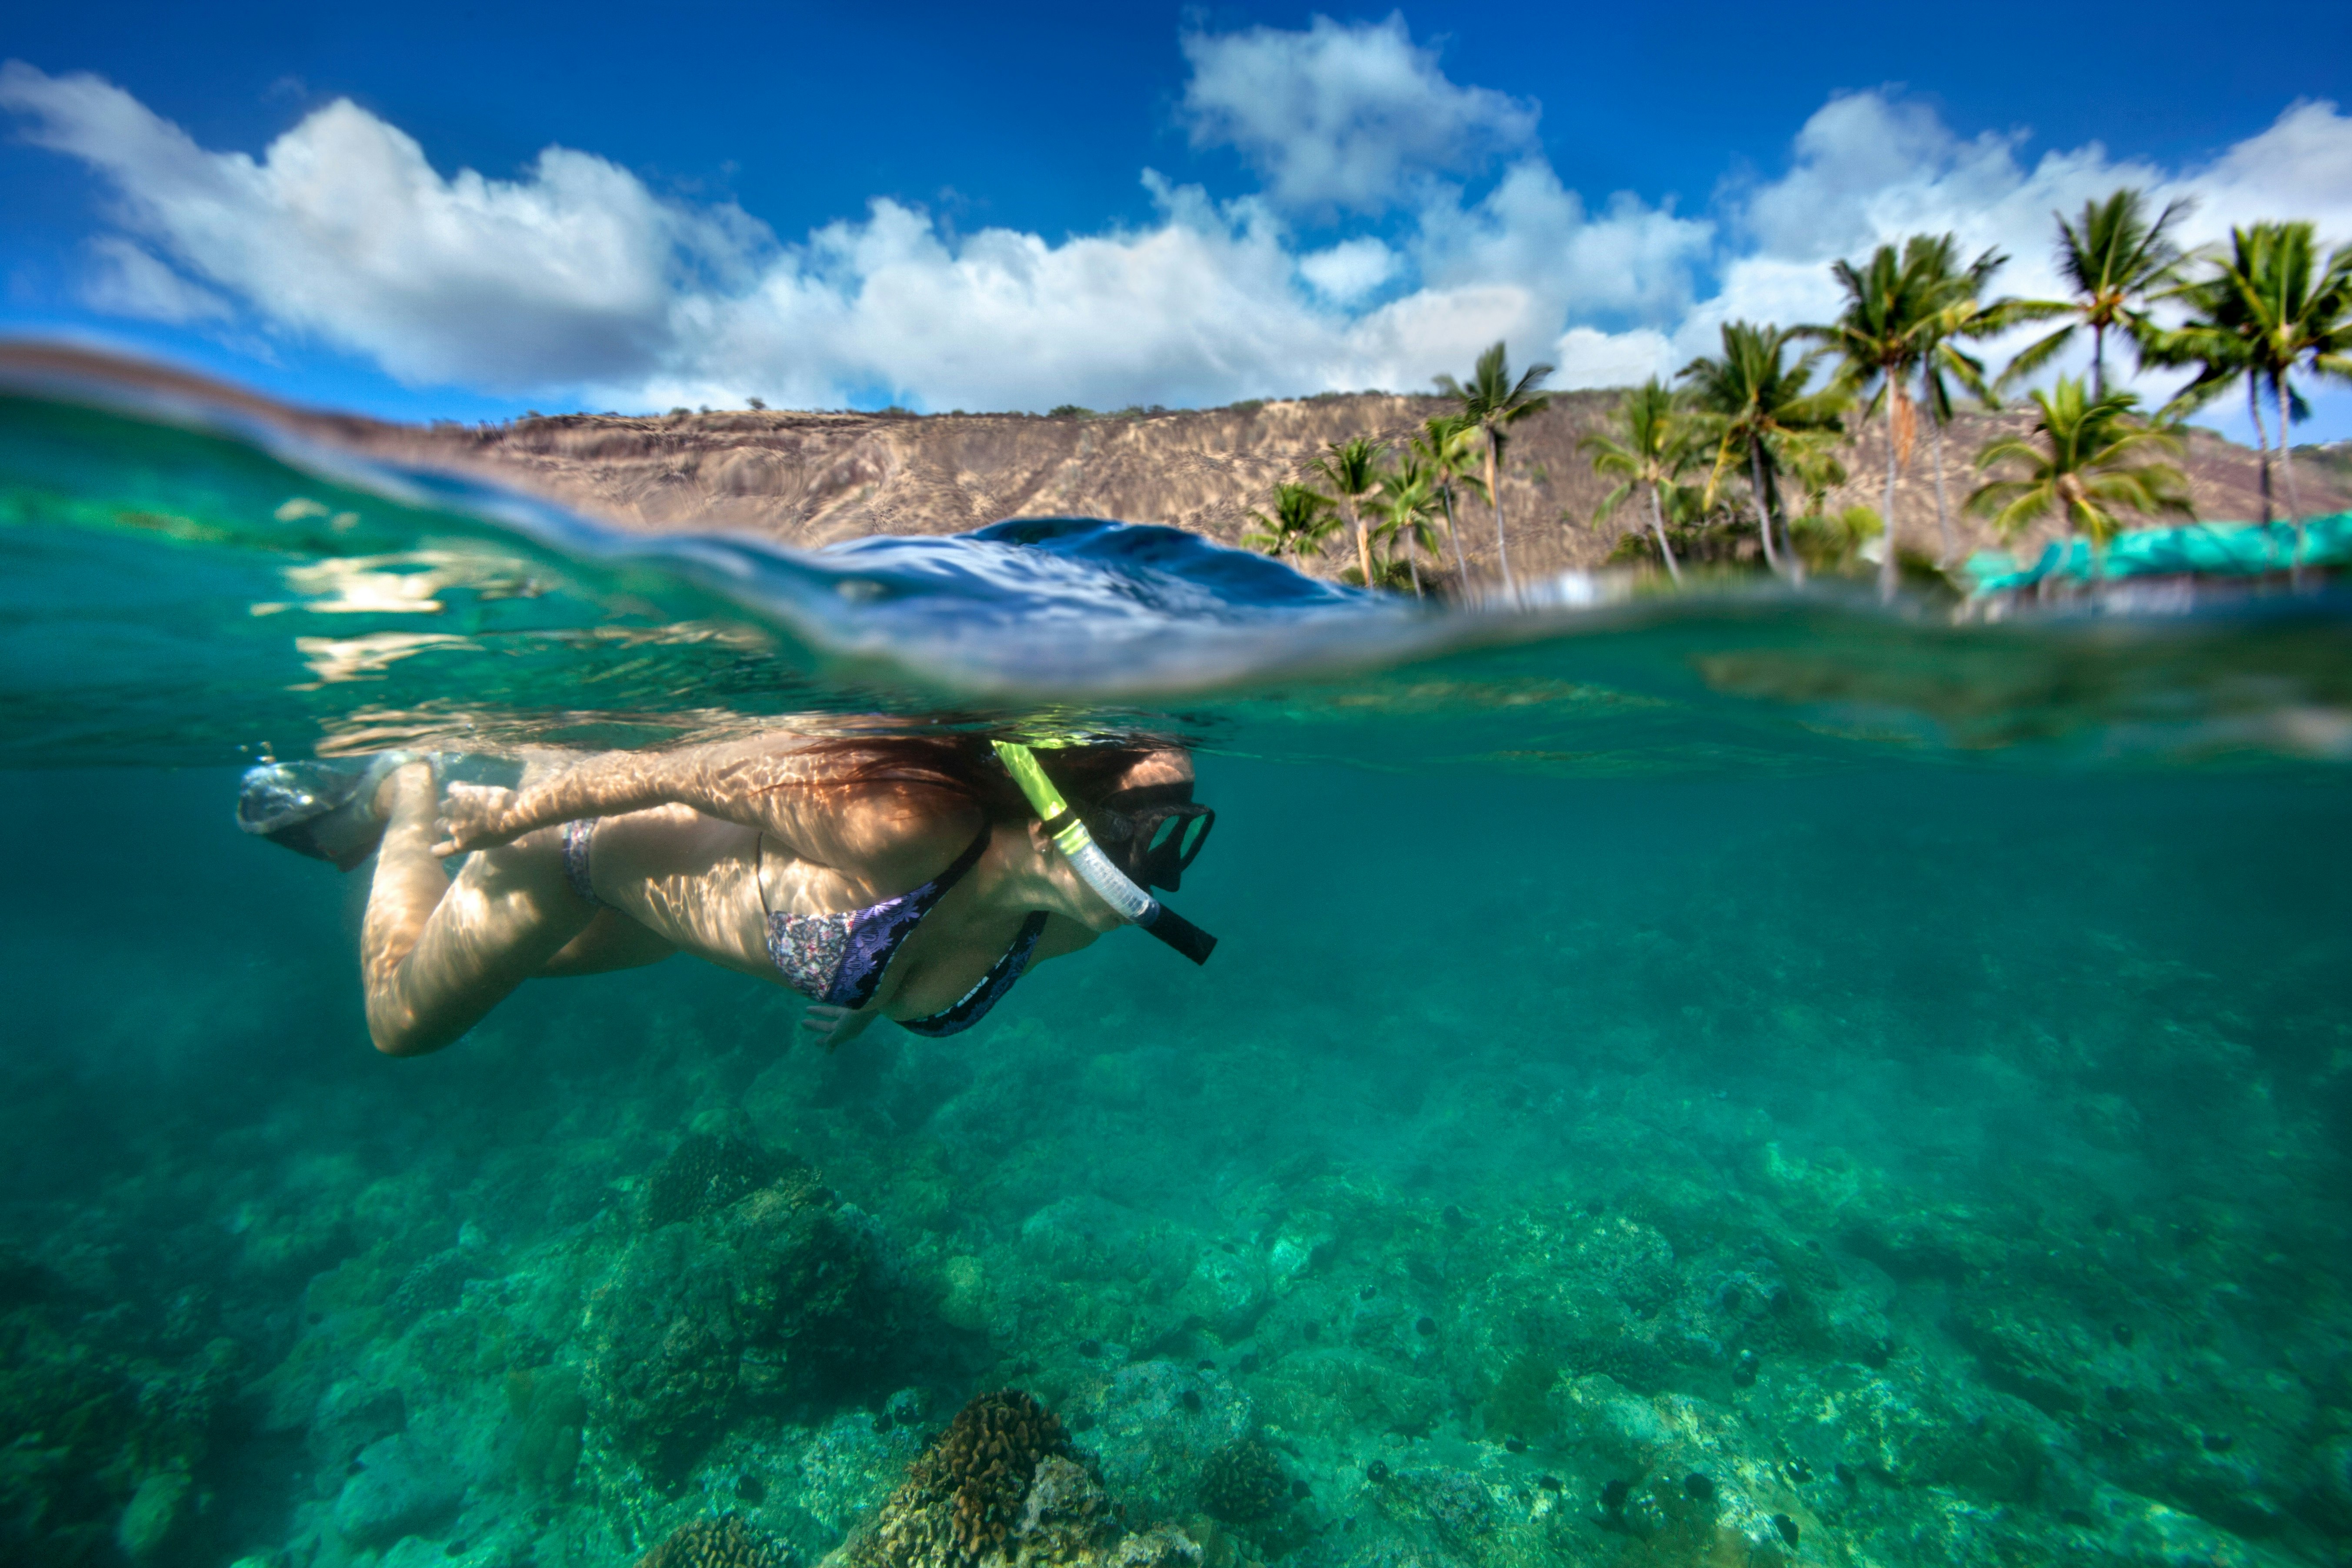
[3,365,2350,1568]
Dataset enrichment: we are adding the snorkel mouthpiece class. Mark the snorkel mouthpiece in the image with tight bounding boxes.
[992,740,1217,966]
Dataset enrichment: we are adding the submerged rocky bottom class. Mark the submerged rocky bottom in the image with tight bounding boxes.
[3,767,2349,1568]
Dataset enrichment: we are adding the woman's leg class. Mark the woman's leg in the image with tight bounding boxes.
[537,908,678,977]
[360,761,597,1056]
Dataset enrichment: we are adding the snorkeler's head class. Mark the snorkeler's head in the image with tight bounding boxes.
[1028,746,1212,893]
[1084,779,1214,892]
[994,738,1218,964]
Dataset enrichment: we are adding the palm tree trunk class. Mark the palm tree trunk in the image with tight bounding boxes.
[1443,485,1469,590]
[2275,373,2306,584]
[2247,376,2273,526]
[2092,322,2106,401]
[1648,482,1683,585]
[1929,416,1955,565]
[1880,400,1901,602]
[1485,434,1513,597]
[1747,442,1782,576]
[1351,498,1372,590]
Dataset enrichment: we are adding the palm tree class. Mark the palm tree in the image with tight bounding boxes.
[1804,241,1959,599]
[1242,482,1341,570]
[1436,342,1553,597]
[1578,378,1689,584]
[2004,188,2192,399]
[1311,437,1387,590]
[1371,452,1447,597]
[1415,413,1487,585]
[1905,235,2015,563]
[1679,321,1847,583]
[1966,377,2193,576]
[2144,283,2273,523]
[2152,221,2352,572]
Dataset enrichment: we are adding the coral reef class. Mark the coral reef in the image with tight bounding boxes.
[642,1134,803,1230]
[0,1255,244,1568]
[837,1391,1199,1568]
[852,1391,1078,1568]
[6,765,2350,1568]
[1196,1439,1288,1524]
[638,1513,791,1568]
[584,1151,887,1480]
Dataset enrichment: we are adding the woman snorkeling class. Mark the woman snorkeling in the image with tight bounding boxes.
[236,734,1215,1058]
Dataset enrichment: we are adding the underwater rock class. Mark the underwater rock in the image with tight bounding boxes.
[885,1386,935,1429]
[1265,1213,1334,1292]
[308,1378,407,1480]
[388,1245,480,1320]
[1171,1246,1271,1340]
[582,1221,742,1477]
[637,1512,790,1568]
[1255,1345,1445,1440]
[1413,1469,1495,1543]
[1952,1298,2097,1416]
[940,1255,992,1334]
[332,1432,464,1548]
[1084,1361,1253,1525]
[114,1471,190,1562]
[1019,1195,1153,1284]
[0,1295,243,1568]
[508,1365,586,1492]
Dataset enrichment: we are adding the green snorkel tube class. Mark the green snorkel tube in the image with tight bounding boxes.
[992,740,1218,966]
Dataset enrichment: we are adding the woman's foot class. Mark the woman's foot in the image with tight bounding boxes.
[237,751,431,870]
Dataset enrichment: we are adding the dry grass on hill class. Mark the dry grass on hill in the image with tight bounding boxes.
[399,394,2348,586]
[12,346,2335,585]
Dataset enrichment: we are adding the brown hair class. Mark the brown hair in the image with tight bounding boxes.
[790,734,1175,821]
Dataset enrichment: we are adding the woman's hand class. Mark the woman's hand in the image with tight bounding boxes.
[799,1002,880,1053]
[433,783,524,858]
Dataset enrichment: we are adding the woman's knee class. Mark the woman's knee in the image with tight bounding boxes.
[364,996,447,1057]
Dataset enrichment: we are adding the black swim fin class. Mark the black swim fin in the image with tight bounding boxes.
[236,753,418,871]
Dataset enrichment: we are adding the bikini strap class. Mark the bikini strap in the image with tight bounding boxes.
[901,911,1049,1038]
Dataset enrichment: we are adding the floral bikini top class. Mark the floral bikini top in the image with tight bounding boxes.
[757,826,1046,1037]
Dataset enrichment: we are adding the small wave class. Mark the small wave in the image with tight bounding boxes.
[4,344,2351,771]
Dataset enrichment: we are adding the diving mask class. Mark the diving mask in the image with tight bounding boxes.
[1088,783,1215,892]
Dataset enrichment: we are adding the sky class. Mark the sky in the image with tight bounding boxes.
[3,1,2350,442]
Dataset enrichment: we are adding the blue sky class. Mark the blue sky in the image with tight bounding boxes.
[4,1,2350,440]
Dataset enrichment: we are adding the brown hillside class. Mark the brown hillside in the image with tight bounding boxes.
[9,347,2339,583]
[403,395,2349,585]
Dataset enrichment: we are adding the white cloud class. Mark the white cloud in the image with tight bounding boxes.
[1178,13,1537,216]
[1299,237,1398,303]
[0,61,751,389]
[1699,89,2352,408]
[1414,161,1712,331]
[5,45,2349,424]
[79,236,230,323]
[1550,325,1675,390]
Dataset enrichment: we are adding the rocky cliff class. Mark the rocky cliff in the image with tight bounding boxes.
[16,346,2342,584]
[398,395,2352,585]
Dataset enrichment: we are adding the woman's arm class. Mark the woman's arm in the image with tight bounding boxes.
[434,739,979,878]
